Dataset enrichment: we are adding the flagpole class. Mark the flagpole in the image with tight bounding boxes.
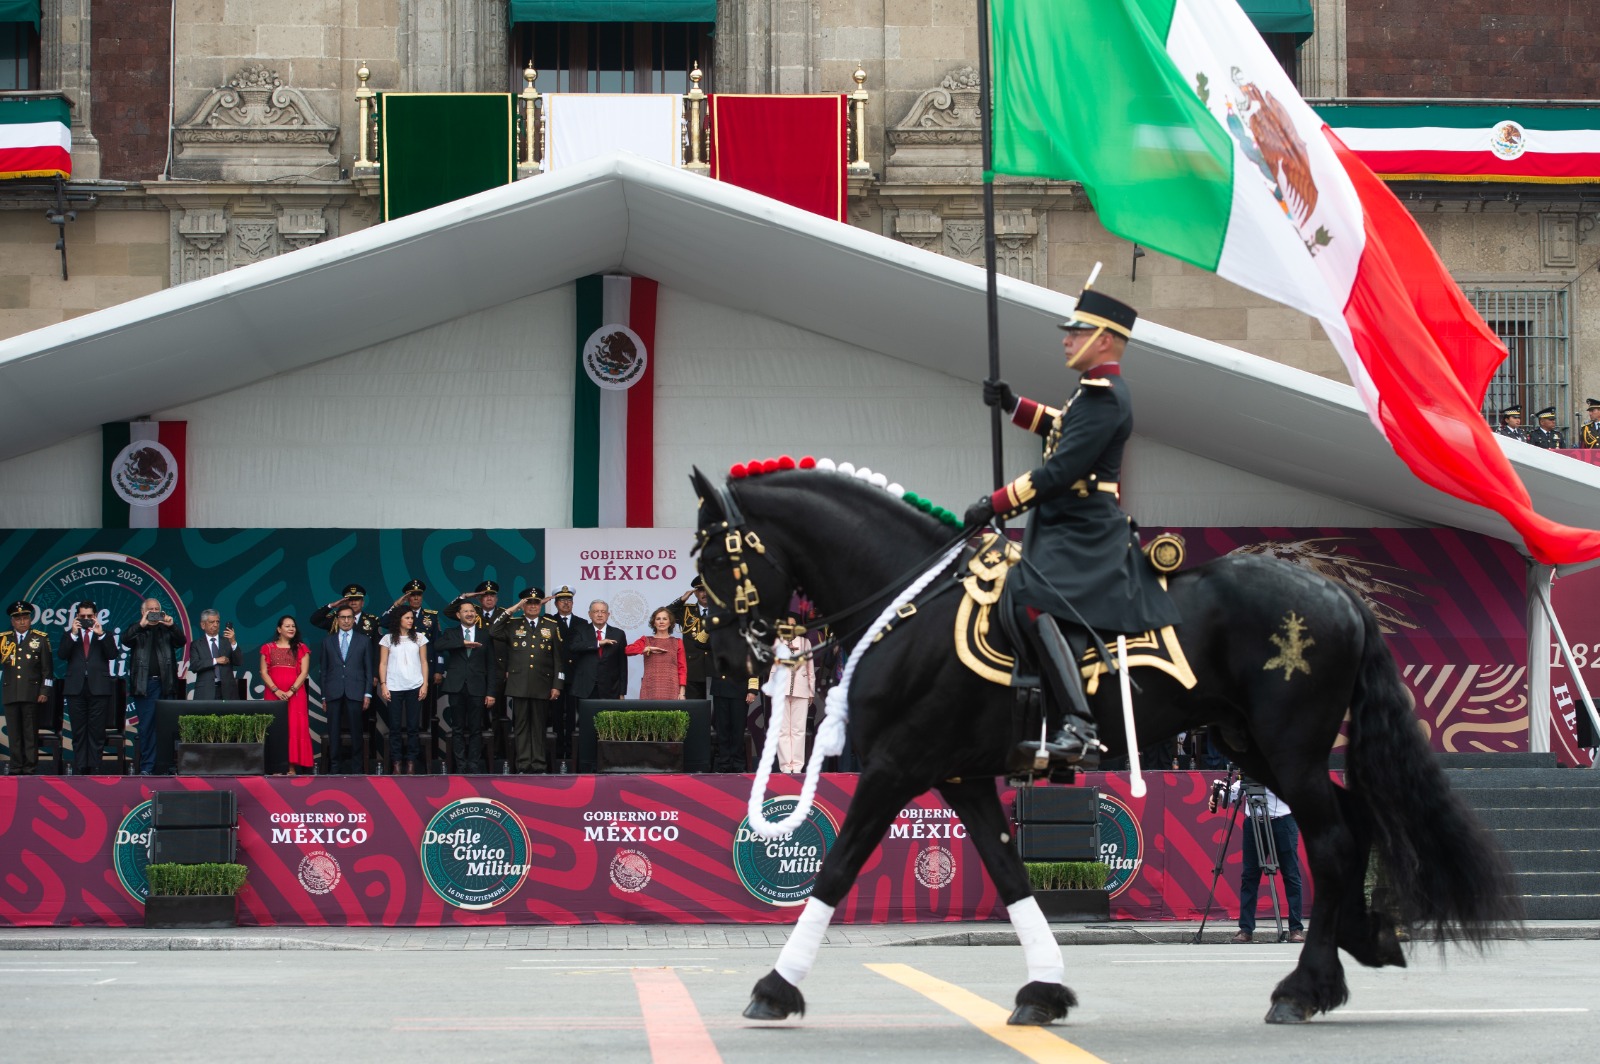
[975,0,1004,493]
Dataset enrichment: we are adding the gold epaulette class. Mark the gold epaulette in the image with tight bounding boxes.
[1080,378,1112,388]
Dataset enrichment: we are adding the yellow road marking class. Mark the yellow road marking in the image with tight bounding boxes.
[865,963,1108,1064]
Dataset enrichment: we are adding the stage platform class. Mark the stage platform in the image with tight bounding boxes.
[0,772,1287,928]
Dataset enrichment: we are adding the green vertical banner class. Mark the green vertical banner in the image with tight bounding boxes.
[570,275,603,527]
[379,93,516,222]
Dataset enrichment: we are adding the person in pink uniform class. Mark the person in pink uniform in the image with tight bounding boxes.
[626,607,686,699]
[259,615,312,774]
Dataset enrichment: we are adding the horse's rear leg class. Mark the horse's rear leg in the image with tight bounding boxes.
[744,769,922,1022]
[939,778,1077,1026]
[1332,785,1407,969]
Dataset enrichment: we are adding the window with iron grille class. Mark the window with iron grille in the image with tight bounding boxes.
[1468,289,1572,440]
[1,20,40,91]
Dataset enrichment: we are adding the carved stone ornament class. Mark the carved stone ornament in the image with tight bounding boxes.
[172,67,339,182]
[166,201,335,285]
[884,68,983,184]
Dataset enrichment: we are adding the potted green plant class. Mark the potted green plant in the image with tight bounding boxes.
[143,862,248,928]
[594,710,690,773]
[1025,860,1110,921]
[176,714,274,776]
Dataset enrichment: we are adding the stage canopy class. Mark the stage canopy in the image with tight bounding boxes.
[2,153,1598,552]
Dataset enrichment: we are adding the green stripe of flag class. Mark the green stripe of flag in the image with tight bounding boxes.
[101,421,131,528]
[1314,104,1600,132]
[990,0,1235,271]
[571,275,603,528]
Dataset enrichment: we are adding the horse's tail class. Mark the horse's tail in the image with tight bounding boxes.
[1342,587,1524,943]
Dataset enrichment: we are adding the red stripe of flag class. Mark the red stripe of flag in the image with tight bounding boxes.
[0,145,72,178]
[158,420,187,527]
[1353,149,1600,181]
[1327,129,1600,565]
[625,278,658,527]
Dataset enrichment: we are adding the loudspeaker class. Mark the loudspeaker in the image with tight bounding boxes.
[1017,823,1100,862]
[148,827,236,864]
[1014,786,1098,824]
[152,791,238,829]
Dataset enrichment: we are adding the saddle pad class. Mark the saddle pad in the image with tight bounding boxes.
[1077,624,1198,695]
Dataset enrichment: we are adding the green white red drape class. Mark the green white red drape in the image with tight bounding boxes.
[0,96,71,180]
[1316,104,1600,183]
[102,421,186,528]
[571,275,658,528]
[989,0,1600,564]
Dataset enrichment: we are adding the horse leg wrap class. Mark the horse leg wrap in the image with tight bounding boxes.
[1008,896,1065,985]
[774,897,836,985]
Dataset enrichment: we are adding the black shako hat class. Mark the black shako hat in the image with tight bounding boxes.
[7,600,32,619]
[1060,288,1138,338]
[1500,405,1525,420]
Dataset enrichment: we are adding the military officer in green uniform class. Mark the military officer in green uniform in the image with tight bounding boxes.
[1580,398,1600,449]
[1494,404,1528,442]
[491,587,565,773]
[383,579,440,639]
[2,601,53,775]
[968,279,1179,769]
[1528,407,1566,449]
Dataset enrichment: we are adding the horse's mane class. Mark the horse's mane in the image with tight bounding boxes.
[725,466,955,549]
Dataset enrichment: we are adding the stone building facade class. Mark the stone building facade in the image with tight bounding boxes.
[3,0,1598,425]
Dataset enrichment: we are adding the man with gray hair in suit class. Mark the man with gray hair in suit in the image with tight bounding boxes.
[188,610,239,700]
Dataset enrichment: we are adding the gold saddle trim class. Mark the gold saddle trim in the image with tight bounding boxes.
[954,532,1021,685]
[1077,613,1198,695]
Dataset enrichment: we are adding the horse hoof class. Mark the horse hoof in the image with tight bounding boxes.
[1265,999,1314,1025]
[743,997,796,1021]
[1007,1003,1058,1026]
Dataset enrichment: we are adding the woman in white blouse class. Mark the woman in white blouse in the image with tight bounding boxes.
[378,608,429,774]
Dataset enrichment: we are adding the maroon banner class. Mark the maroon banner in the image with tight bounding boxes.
[1550,562,1600,766]
[0,771,1322,927]
[1553,448,1600,466]
[0,774,1000,928]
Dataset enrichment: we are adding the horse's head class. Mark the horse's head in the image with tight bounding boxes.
[689,466,795,676]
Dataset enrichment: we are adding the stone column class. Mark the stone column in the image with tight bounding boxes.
[1300,0,1347,99]
[39,0,102,179]
[404,0,509,93]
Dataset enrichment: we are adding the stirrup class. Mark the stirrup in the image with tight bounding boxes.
[1015,719,1102,771]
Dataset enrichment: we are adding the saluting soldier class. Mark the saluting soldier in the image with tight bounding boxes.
[383,579,440,639]
[1,601,52,775]
[1579,399,1600,449]
[491,587,565,773]
[1493,404,1528,442]
[1528,407,1566,449]
[310,584,383,665]
[667,577,713,700]
[445,580,508,628]
[970,275,1179,769]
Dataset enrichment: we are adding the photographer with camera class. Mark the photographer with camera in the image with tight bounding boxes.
[1207,774,1305,944]
[118,597,186,776]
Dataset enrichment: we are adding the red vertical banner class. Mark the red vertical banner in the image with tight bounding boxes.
[625,277,658,527]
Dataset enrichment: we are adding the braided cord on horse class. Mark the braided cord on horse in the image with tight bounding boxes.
[743,539,968,840]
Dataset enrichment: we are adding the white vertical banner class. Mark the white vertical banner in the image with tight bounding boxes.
[544,527,698,698]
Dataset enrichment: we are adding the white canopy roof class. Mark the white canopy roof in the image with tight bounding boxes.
[3,153,1597,553]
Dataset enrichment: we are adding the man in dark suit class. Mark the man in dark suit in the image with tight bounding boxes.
[547,585,579,767]
[188,610,239,700]
[710,661,759,773]
[434,600,498,773]
[56,600,117,775]
[321,604,374,774]
[117,598,185,775]
[567,599,627,701]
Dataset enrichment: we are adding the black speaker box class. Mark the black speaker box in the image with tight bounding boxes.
[1017,823,1100,862]
[148,827,237,864]
[152,791,238,829]
[1014,786,1098,824]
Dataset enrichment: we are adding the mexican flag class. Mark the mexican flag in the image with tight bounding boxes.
[989,0,1600,565]
[103,421,187,528]
[1317,104,1600,184]
[571,275,658,528]
[0,96,72,180]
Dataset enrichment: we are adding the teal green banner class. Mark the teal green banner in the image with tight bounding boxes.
[0,1,41,30]
[1239,0,1314,39]
[509,1,715,22]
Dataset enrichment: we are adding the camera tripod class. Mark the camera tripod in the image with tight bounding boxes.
[1193,771,1288,943]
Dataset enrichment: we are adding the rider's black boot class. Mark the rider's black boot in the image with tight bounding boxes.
[1016,614,1101,770]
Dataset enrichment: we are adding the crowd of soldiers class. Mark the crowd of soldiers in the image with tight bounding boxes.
[1494,399,1600,448]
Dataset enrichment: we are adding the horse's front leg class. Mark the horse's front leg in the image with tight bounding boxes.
[939,777,1077,1026]
[744,768,924,1021]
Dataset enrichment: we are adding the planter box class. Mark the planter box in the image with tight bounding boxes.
[143,894,237,928]
[596,740,685,774]
[1033,888,1110,922]
[177,742,265,776]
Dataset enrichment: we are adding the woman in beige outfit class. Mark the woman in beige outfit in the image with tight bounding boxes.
[772,617,815,773]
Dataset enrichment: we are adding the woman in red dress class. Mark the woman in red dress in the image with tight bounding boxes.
[259,614,312,774]
[626,607,686,699]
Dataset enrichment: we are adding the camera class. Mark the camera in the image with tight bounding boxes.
[145,610,161,623]
[1207,778,1230,813]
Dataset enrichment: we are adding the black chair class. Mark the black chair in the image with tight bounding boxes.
[33,685,67,775]
[102,678,130,775]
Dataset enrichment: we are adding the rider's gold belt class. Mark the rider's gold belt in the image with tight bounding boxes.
[1070,478,1120,499]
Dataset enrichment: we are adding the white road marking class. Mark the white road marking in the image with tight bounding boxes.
[1342,1007,1589,1015]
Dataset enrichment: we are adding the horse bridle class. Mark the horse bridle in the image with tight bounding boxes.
[692,482,973,667]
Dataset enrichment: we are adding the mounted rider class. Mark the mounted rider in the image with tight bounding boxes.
[965,277,1179,768]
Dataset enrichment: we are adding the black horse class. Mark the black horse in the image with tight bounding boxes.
[690,465,1521,1026]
